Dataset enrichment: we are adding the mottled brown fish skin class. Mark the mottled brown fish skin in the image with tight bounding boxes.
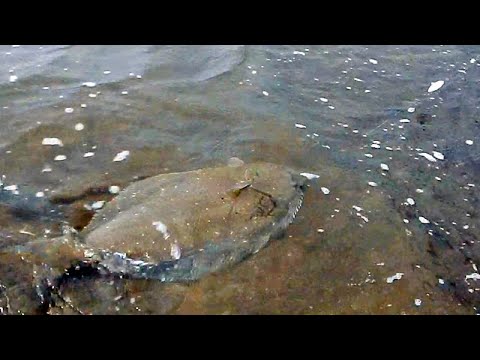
[85,162,306,282]
[7,163,306,290]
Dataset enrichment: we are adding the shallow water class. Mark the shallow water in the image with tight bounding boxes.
[1,45,480,314]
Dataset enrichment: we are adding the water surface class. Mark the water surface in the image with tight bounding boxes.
[1,45,479,314]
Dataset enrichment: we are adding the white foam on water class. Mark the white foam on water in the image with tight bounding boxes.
[419,216,430,224]
[91,201,105,210]
[386,273,404,283]
[465,273,480,281]
[42,138,63,146]
[418,153,437,162]
[427,80,444,93]
[432,151,444,160]
[113,150,130,162]
[300,172,319,180]
[4,185,17,192]
[109,186,120,194]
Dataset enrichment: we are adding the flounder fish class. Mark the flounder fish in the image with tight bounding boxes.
[11,161,308,310]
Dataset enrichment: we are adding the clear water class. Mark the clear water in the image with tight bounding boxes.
[1,45,479,314]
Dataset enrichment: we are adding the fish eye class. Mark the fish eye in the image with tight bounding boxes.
[298,184,306,191]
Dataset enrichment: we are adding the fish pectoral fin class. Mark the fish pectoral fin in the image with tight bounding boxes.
[226,181,252,198]
[225,181,253,218]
